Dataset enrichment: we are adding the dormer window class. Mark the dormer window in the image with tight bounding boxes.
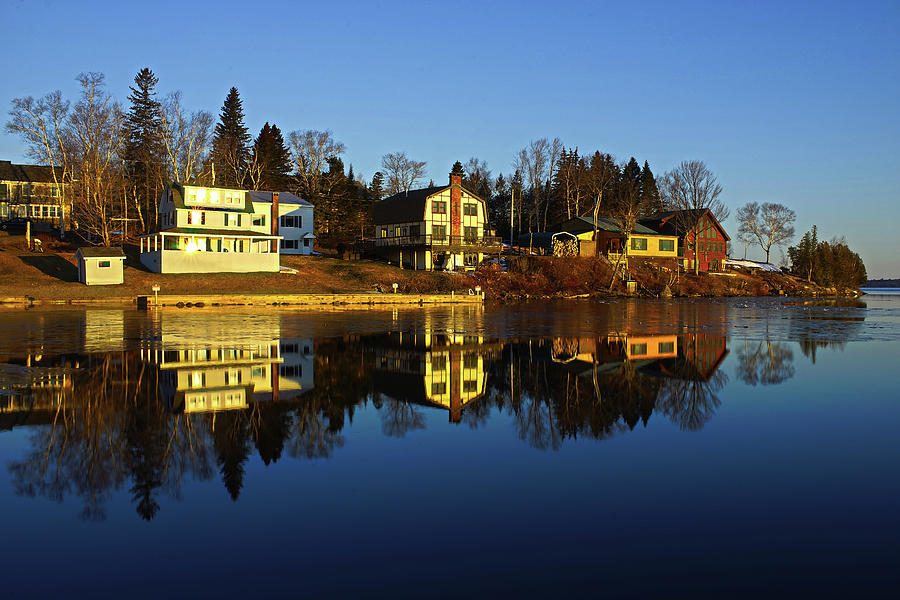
[209,190,219,204]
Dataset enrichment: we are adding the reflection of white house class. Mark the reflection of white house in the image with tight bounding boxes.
[139,184,315,273]
[146,342,283,413]
[139,311,316,413]
[278,338,316,398]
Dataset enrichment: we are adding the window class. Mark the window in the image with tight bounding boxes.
[463,353,478,369]
[188,210,205,225]
[303,239,310,247]
[431,382,447,396]
[631,237,648,251]
[432,225,447,241]
[658,341,675,353]
[630,343,648,356]
[280,364,302,377]
[463,203,477,216]
[281,215,302,228]
[464,253,478,266]
[432,200,447,214]
[463,380,479,393]
[659,239,674,252]
[380,228,387,238]
[251,366,266,378]
[227,213,239,227]
[283,239,298,249]
[253,215,266,227]
[431,355,447,370]
[464,226,478,242]
[209,191,219,204]
[98,260,111,268]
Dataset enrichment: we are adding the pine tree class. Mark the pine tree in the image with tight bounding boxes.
[639,160,661,215]
[212,87,251,188]
[251,122,292,190]
[369,171,384,201]
[124,67,163,232]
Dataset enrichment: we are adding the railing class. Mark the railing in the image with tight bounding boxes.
[373,234,503,248]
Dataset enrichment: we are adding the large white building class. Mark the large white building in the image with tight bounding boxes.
[139,184,314,273]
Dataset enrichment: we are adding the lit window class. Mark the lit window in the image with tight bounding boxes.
[209,191,219,204]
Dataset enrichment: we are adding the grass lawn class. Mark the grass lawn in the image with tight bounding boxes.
[0,233,470,300]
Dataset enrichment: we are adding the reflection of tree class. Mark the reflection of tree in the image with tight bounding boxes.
[288,401,345,459]
[212,411,251,501]
[655,370,726,432]
[735,340,795,386]
[380,399,426,438]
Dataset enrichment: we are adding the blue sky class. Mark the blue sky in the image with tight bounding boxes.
[2,0,898,276]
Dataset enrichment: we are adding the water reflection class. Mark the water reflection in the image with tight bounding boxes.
[0,302,865,521]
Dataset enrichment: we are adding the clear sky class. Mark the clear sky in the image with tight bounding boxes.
[2,0,898,276]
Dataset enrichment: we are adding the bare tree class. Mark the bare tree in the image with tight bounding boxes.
[6,91,72,233]
[462,157,493,200]
[381,151,426,195]
[290,130,345,198]
[159,91,213,185]
[67,73,128,246]
[659,160,729,274]
[736,201,796,263]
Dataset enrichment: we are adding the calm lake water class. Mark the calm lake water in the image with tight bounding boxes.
[1,296,898,598]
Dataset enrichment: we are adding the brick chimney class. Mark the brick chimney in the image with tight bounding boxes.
[449,171,462,237]
[271,192,279,235]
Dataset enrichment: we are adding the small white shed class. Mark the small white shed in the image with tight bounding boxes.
[75,247,126,285]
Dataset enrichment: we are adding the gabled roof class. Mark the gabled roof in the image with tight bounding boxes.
[248,190,313,207]
[374,186,445,225]
[552,216,667,236]
[374,183,485,225]
[0,160,65,183]
[639,209,730,241]
[75,246,126,259]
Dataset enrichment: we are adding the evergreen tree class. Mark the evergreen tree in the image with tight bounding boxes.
[251,122,291,190]
[639,161,661,215]
[369,171,384,201]
[212,87,251,188]
[124,67,163,232]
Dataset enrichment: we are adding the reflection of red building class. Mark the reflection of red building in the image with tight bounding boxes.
[654,333,729,381]
[640,209,729,272]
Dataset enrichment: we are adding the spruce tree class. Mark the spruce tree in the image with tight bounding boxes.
[369,171,384,201]
[124,67,163,231]
[212,87,251,188]
[251,122,292,190]
[639,161,661,215]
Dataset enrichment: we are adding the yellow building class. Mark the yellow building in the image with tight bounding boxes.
[549,216,679,260]
[0,160,69,229]
[371,170,502,271]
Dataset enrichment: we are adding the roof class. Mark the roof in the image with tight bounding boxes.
[639,209,730,241]
[552,216,667,236]
[0,160,65,183]
[374,186,444,225]
[142,227,281,238]
[374,182,485,225]
[248,190,313,207]
[75,246,126,259]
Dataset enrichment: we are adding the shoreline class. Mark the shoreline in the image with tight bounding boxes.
[0,291,486,308]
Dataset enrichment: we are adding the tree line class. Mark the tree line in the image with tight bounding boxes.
[4,69,868,281]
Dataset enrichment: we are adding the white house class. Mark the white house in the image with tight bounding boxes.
[248,191,315,255]
[139,184,315,273]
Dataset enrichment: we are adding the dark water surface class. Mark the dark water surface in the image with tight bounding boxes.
[1,297,898,598]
